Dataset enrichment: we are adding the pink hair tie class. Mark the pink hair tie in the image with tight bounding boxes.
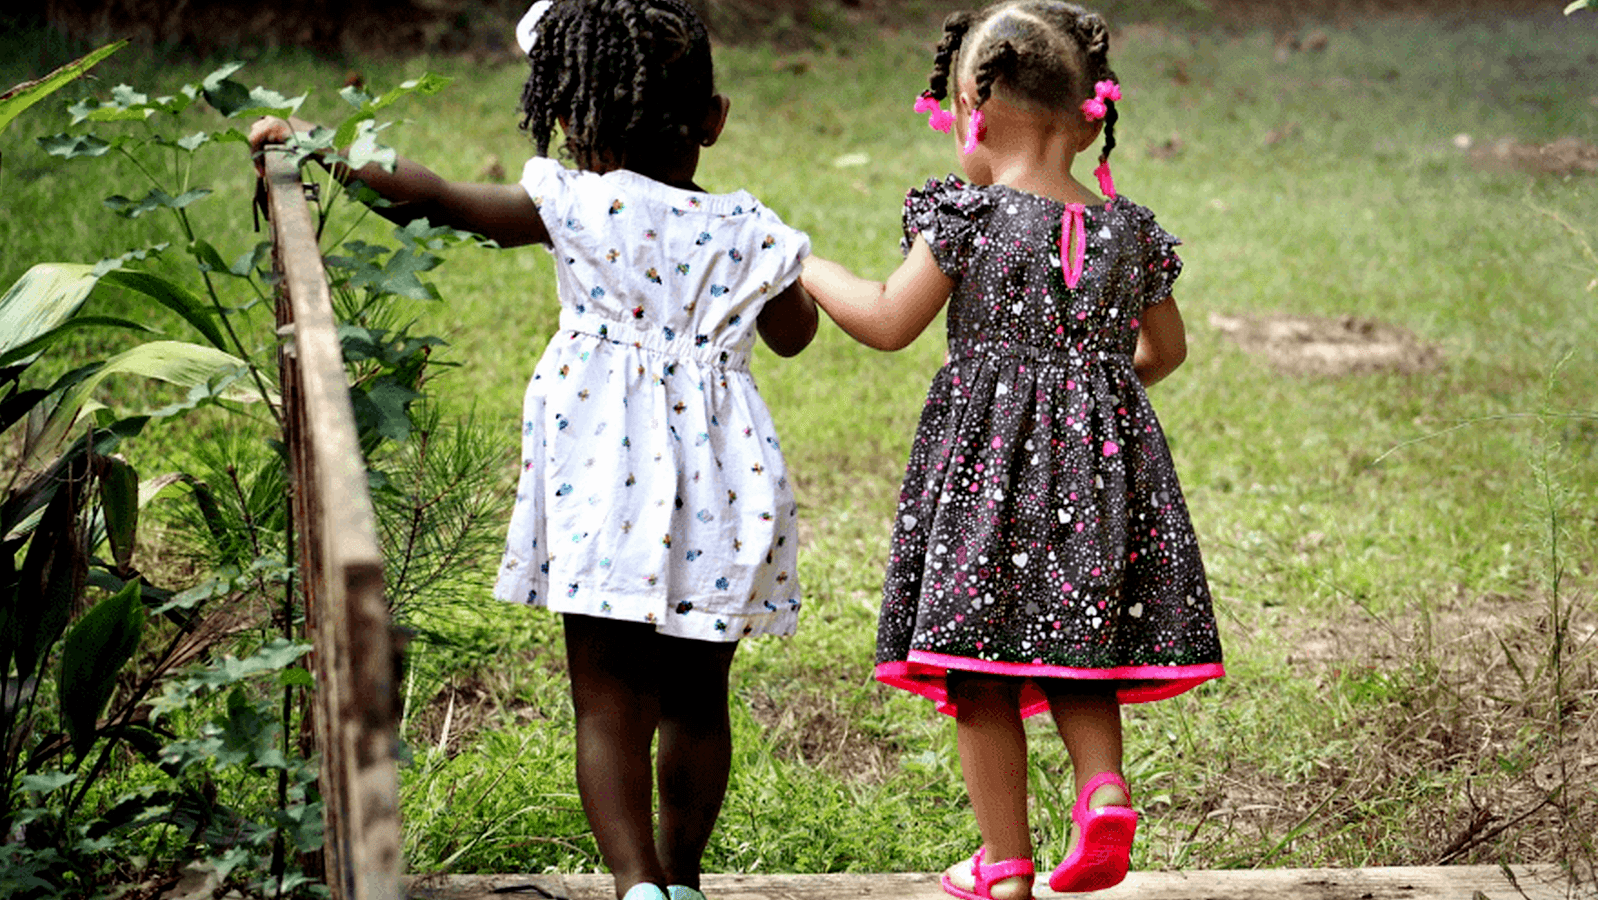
[1093,158,1116,200]
[1060,202,1086,288]
[915,92,955,133]
[962,108,985,155]
[1080,79,1121,122]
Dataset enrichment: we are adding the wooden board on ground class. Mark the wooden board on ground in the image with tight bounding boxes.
[407,866,1572,900]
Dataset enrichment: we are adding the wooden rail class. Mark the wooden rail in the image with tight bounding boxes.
[264,149,403,900]
[408,867,1575,900]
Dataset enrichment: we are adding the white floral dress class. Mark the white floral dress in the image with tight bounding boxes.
[492,158,811,642]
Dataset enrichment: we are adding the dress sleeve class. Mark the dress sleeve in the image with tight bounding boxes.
[1133,205,1183,307]
[900,175,991,278]
[518,156,572,247]
[752,204,812,294]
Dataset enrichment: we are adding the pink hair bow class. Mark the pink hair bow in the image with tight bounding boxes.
[1060,202,1086,288]
[1080,79,1122,122]
[915,92,955,133]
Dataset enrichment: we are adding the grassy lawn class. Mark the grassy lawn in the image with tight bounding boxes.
[3,1,1595,883]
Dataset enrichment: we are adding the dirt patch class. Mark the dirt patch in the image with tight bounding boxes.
[1460,135,1598,177]
[1208,311,1441,377]
[745,686,900,783]
[1169,582,1598,879]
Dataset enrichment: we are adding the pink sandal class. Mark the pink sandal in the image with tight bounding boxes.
[941,848,1035,900]
[1047,772,1138,893]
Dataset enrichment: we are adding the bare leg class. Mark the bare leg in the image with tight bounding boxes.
[1043,681,1129,854]
[945,673,1034,900]
[655,633,739,889]
[564,614,669,897]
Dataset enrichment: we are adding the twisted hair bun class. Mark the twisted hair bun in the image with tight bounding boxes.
[518,0,715,171]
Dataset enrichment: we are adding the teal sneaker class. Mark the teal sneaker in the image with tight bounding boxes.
[622,885,668,900]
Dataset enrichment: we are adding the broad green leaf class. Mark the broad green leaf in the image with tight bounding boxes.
[230,86,305,119]
[142,366,254,418]
[0,263,98,358]
[348,242,442,301]
[0,40,124,136]
[90,243,169,278]
[96,269,227,350]
[59,578,145,758]
[156,563,238,615]
[37,132,115,159]
[67,92,156,124]
[201,61,247,84]
[229,242,271,278]
[353,377,420,442]
[197,64,303,119]
[216,686,287,768]
[331,112,374,153]
[0,314,158,371]
[396,216,471,250]
[370,73,453,112]
[100,456,139,573]
[280,666,315,689]
[147,637,310,722]
[0,553,17,688]
[187,239,231,276]
[104,187,212,219]
[198,66,251,116]
[343,120,398,173]
[0,387,49,437]
[14,462,89,681]
[339,84,376,110]
[27,341,257,465]
[17,771,77,795]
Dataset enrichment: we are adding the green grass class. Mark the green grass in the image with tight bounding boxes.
[4,4,1596,883]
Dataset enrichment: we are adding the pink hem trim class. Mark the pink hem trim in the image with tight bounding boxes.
[876,652,1224,717]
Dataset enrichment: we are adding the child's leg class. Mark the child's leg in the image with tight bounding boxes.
[564,614,669,897]
[653,633,739,890]
[1043,681,1129,820]
[945,672,1033,900]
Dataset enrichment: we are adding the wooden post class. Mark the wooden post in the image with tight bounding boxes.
[264,149,403,900]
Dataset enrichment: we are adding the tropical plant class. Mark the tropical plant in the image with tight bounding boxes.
[1,54,502,896]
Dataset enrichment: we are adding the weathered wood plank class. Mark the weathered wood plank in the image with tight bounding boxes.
[265,149,402,900]
[405,867,1573,900]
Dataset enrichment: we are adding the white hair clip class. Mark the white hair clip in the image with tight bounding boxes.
[516,0,553,54]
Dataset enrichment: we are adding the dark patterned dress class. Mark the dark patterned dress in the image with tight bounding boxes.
[874,176,1225,718]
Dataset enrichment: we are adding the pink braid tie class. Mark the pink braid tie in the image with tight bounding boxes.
[1060,202,1086,288]
[1093,159,1116,200]
[915,93,954,133]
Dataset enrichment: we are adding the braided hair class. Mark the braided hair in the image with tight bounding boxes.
[925,2,1120,164]
[518,0,715,172]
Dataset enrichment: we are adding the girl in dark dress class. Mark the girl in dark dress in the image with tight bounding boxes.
[800,3,1223,897]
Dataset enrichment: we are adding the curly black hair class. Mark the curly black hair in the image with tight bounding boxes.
[518,0,715,172]
[925,1,1121,164]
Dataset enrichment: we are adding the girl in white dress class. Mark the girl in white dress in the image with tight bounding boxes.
[251,2,817,898]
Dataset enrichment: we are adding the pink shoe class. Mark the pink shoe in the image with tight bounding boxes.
[1047,772,1138,893]
[941,848,1035,900]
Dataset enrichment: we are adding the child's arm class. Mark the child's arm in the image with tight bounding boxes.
[799,236,955,351]
[1133,295,1188,387]
[756,280,819,358]
[249,116,550,249]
